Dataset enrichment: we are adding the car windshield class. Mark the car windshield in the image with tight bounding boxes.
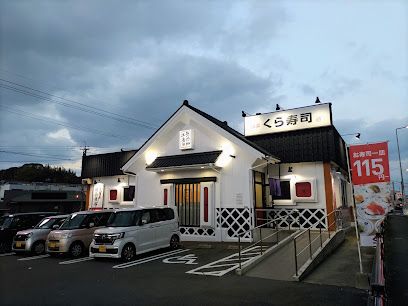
[34,217,63,229]
[107,211,140,227]
[59,214,87,230]
[0,216,12,228]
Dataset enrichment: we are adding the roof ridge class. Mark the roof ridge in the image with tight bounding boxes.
[185,103,278,158]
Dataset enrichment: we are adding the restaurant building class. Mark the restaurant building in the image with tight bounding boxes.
[81,101,352,242]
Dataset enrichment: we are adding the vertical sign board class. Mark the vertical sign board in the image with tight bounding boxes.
[349,142,391,246]
[92,183,104,210]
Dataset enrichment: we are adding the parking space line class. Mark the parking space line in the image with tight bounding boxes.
[59,257,94,265]
[113,249,189,269]
[18,254,50,261]
[186,246,262,277]
[0,252,16,257]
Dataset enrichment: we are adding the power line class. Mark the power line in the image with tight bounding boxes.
[0,149,74,161]
[0,78,158,129]
[0,83,156,129]
[0,104,126,139]
[0,160,75,163]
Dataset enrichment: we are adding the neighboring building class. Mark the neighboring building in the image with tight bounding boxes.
[81,101,352,242]
[81,150,138,210]
[0,181,84,214]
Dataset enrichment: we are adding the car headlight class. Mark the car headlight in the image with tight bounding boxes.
[60,232,73,239]
[108,233,125,240]
[26,232,33,238]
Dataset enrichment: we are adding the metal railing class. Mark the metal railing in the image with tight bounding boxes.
[237,211,299,270]
[293,209,343,276]
[369,222,386,306]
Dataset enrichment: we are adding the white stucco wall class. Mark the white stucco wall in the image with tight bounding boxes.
[124,107,267,211]
[89,175,136,209]
[267,162,327,209]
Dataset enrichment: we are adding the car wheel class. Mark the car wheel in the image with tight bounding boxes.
[169,235,180,250]
[69,242,84,258]
[121,243,136,262]
[32,241,45,255]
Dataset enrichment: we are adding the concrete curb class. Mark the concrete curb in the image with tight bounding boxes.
[235,230,300,276]
[292,230,346,281]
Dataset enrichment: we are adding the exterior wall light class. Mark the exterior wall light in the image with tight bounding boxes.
[288,166,293,173]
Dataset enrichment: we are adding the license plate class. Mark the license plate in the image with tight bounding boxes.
[49,242,56,248]
[99,245,106,253]
[16,242,22,248]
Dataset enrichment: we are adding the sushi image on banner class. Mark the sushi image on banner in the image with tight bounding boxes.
[349,141,391,247]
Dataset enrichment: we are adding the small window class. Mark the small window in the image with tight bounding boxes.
[163,189,168,206]
[163,208,175,220]
[274,181,291,200]
[123,186,135,202]
[295,182,312,197]
[110,189,118,201]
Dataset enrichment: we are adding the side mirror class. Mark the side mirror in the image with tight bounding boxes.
[89,222,95,228]
[52,224,60,229]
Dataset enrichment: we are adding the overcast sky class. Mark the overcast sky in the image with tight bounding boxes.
[0,0,407,189]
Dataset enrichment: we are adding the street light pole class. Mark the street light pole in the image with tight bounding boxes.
[396,126,408,203]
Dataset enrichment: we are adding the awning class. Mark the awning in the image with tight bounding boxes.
[146,151,222,171]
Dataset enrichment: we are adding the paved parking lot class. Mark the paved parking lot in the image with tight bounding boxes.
[0,243,368,306]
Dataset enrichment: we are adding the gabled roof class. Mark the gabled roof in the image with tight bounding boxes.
[122,101,279,172]
[146,151,222,170]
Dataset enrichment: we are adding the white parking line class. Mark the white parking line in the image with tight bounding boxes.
[0,252,15,257]
[59,257,94,265]
[18,254,50,261]
[113,249,189,269]
[186,246,263,277]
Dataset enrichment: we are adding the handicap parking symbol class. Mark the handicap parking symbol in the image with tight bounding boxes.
[162,254,198,265]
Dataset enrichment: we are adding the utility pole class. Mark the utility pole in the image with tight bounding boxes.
[81,146,89,157]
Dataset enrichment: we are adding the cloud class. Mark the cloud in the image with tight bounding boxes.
[299,84,316,96]
[46,128,76,143]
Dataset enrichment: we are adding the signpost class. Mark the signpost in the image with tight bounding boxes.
[349,142,391,247]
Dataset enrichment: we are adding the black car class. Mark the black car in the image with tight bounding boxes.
[0,212,57,253]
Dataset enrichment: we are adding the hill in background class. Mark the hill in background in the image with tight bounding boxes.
[0,163,81,184]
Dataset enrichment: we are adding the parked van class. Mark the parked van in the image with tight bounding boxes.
[13,215,69,255]
[46,210,113,257]
[89,207,180,261]
[0,212,56,253]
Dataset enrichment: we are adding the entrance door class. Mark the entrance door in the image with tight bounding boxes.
[254,171,266,226]
[174,183,200,227]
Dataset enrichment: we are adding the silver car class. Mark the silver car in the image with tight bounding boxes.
[46,210,112,257]
[89,207,180,261]
[12,215,69,255]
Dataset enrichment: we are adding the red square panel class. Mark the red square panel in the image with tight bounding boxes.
[295,182,312,197]
[110,189,117,201]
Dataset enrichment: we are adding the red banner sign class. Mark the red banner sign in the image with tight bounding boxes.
[349,142,390,185]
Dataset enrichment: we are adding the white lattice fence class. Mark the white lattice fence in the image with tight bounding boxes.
[216,207,253,239]
[258,208,327,229]
[179,227,216,237]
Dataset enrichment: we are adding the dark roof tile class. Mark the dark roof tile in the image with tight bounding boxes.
[146,151,222,169]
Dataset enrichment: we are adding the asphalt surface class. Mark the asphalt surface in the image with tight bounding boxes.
[384,213,408,305]
[0,243,368,306]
